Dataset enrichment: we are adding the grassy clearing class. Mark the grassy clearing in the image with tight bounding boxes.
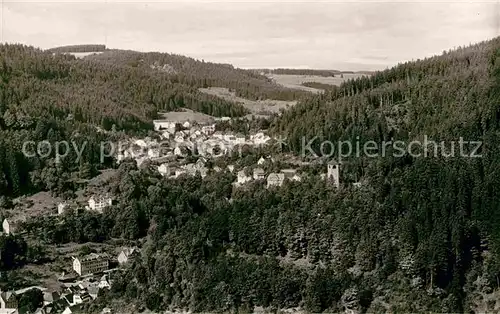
[267,73,368,93]
[199,87,297,116]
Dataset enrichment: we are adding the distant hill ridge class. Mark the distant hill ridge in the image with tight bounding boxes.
[253,68,375,77]
[84,49,310,101]
[46,44,107,53]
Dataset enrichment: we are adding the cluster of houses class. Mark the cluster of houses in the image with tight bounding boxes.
[116,119,272,167]
[158,157,209,179]
[0,247,138,314]
[72,247,138,276]
[1,194,114,238]
[0,273,112,314]
[57,194,114,217]
[233,159,341,189]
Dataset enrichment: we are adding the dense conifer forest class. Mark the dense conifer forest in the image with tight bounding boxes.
[0,43,303,199]
[300,81,337,91]
[85,50,310,101]
[46,44,107,53]
[264,68,341,77]
[3,37,500,313]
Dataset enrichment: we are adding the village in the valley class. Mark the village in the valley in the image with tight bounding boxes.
[0,113,349,314]
[117,114,342,189]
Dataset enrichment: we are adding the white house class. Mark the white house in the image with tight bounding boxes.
[2,219,22,235]
[118,247,139,265]
[58,202,68,215]
[202,124,216,135]
[237,170,253,185]
[174,145,189,157]
[158,164,170,176]
[64,292,91,307]
[153,120,176,131]
[267,173,285,188]
[87,195,113,213]
[72,253,109,276]
[251,132,271,145]
[147,148,161,159]
[175,169,187,178]
[98,275,111,289]
[257,157,266,165]
[0,290,18,310]
[224,133,236,142]
[182,121,191,129]
[174,134,185,143]
[292,174,302,182]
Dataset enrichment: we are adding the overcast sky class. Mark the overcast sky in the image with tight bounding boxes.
[1,0,499,71]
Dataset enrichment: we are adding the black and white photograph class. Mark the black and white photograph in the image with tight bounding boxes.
[0,0,499,313]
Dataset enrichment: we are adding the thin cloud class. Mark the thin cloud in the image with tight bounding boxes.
[2,1,498,71]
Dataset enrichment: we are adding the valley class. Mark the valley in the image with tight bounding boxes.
[0,36,498,314]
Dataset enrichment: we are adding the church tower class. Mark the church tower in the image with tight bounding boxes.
[327,161,340,188]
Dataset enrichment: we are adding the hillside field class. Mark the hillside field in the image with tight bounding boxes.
[199,87,297,116]
[267,73,368,93]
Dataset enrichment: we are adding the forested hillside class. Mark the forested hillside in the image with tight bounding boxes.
[0,43,301,199]
[263,68,342,77]
[78,38,500,313]
[4,37,500,313]
[85,50,310,101]
[46,44,107,53]
[267,37,500,311]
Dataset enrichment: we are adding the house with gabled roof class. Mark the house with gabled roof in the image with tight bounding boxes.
[57,202,68,215]
[86,195,112,213]
[253,168,265,180]
[97,275,111,290]
[43,291,61,306]
[2,218,24,235]
[267,173,285,188]
[0,290,18,310]
[153,120,176,131]
[158,163,171,177]
[257,157,266,165]
[117,247,139,265]
[236,170,252,185]
[202,124,216,135]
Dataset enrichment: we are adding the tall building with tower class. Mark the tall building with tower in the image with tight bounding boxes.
[327,161,340,188]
